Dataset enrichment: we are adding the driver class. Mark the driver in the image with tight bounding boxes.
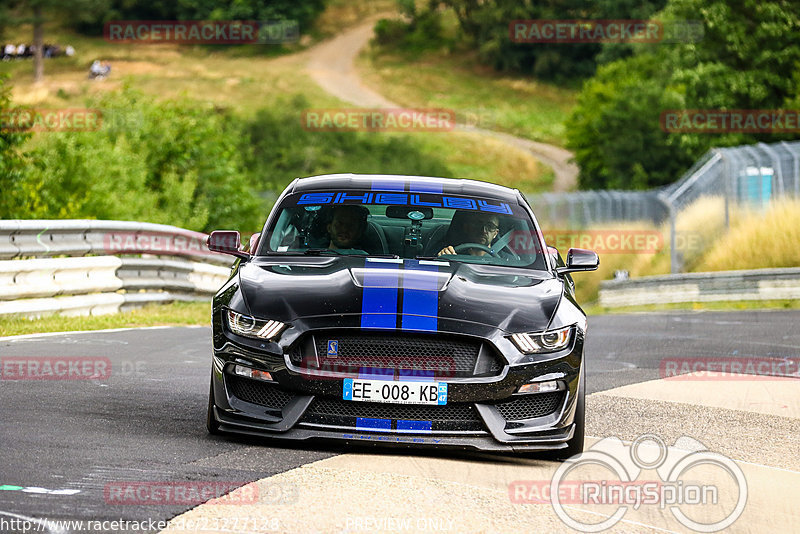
[327,205,369,250]
[437,212,500,256]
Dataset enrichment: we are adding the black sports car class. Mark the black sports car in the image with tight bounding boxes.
[206,174,598,456]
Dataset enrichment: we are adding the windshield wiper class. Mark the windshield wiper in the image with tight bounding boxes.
[302,248,343,256]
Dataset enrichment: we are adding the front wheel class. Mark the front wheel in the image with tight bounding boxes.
[206,373,221,435]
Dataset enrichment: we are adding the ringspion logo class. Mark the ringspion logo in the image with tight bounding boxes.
[527,434,747,532]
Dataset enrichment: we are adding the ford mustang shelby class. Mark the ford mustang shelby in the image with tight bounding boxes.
[206,174,598,456]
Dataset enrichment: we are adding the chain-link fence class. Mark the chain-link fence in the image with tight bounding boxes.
[526,140,800,272]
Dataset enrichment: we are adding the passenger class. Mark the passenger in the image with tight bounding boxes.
[438,212,501,256]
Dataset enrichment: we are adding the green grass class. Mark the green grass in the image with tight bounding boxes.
[0,301,210,337]
[357,48,577,146]
[585,299,800,316]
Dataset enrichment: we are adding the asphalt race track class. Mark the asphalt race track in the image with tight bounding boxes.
[1,310,798,533]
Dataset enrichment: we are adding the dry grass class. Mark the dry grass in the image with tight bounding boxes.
[698,199,800,271]
[357,49,577,146]
[568,221,667,304]
[570,198,800,305]
[414,130,554,191]
[315,0,397,36]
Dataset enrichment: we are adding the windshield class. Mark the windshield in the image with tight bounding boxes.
[258,190,548,270]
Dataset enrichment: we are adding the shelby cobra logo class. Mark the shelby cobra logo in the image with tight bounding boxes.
[327,340,338,358]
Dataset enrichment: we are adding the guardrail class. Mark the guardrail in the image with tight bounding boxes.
[599,268,800,308]
[0,220,235,317]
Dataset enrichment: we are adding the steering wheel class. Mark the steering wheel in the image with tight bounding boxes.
[453,243,496,256]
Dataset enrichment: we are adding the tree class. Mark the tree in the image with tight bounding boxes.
[436,0,668,83]
[7,0,94,82]
[0,76,31,218]
[566,0,800,189]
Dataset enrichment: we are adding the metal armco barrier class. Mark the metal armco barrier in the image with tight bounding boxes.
[0,220,235,317]
[0,219,231,265]
[599,268,800,308]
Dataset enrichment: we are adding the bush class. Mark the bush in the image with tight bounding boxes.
[373,1,452,55]
[6,90,455,232]
[14,88,262,232]
[240,95,453,193]
[0,76,31,218]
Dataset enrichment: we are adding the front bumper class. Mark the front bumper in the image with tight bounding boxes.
[210,317,584,452]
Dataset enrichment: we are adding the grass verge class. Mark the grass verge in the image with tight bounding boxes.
[0,301,210,337]
[357,48,577,146]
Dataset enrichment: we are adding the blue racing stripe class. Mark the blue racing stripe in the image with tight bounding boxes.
[396,420,432,432]
[401,260,439,332]
[361,260,399,329]
[371,179,405,192]
[356,418,392,431]
[398,369,435,381]
[408,181,443,193]
[358,367,394,379]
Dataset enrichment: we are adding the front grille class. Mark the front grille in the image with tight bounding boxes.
[290,332,503,378]
[301,398,485,432]
[494,391,564,421]
[227,374,293,410]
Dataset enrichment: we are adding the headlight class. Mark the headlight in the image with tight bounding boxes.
[510,326,572,354]
[226,309,286,340]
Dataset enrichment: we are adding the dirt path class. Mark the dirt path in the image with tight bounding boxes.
[306,19,579,192]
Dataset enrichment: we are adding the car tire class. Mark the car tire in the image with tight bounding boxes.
[557,366,585,460]
[206,373,221,435]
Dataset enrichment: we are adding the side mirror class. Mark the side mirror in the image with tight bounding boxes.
[546,246,560,270]
[207,230,250,259]
[556,248,599,275]
[248,232,261,254]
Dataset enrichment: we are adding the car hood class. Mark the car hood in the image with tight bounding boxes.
[238,257,562,334]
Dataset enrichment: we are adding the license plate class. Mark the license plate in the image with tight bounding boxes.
[343,378,447,405]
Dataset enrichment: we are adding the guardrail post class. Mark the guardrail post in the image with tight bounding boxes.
[657,195,680,274]
[718,148,730,229]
